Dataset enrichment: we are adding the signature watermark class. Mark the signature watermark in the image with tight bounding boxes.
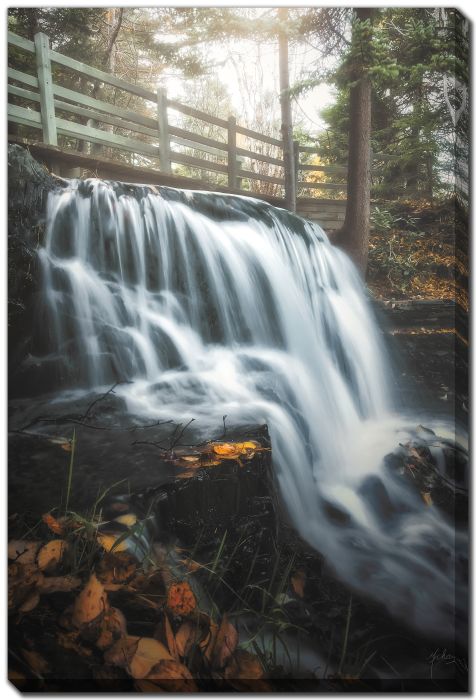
[428,648,468,678]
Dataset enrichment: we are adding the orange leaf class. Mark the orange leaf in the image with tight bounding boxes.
[167,582,196,617]
[291,568,306,598]
[42,513,64,535]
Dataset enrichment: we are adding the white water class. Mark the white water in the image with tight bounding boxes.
[39,180,466,639]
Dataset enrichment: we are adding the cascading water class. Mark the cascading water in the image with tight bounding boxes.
[37,178,466,641]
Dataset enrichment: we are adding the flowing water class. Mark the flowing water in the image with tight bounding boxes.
[36,179,466,642]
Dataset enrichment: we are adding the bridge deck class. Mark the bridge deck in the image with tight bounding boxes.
[10,135,347,230]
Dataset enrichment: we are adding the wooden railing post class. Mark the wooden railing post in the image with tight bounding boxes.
[34,32,57,146]
[236,155,245,190]
[227,116,237,189]
[293,140,300,196]
[157,86,171,173]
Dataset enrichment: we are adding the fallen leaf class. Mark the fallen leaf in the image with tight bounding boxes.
[8,540,41,565]
[224,649,264,682]
[72,573,108,628]
[179,557,203,573]
[212,614,238,668]
[146,659,198,691]
[422,492,433,506]
[212,443,240,458]
[8,563,44,611]
[96,551,137,587]
[167,582,196,617]
[42,512,64,535]
[198,459,221,468]
[175,620,201,659]
[21,649,49,676]
[97,533,128,553]
[181,455,201,464]
[38,575,81,594]
[18,591,40,614]
[57,630,93,657]
[199,620,219,664]
[155,613,179,661]
[113,513,138,527]
[96,607,127,651]
[37,539,67,572]
[176,469,198,479]
[129,637,173,679]
[291,568,306,598]
[104,635,140,668]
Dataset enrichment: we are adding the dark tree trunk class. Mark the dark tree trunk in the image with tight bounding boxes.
[333,8,373,276]
[278,7,296,212]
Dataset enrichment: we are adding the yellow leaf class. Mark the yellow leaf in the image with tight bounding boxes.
[212,443,240,457]
[72,573,108,628]
[422,492,433,506]
[37,539,67,571]
[97,533,128,553]
[113,513,137,527]
[129,637,172,679]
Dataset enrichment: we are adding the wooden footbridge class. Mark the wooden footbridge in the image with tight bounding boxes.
[8,30,393,230]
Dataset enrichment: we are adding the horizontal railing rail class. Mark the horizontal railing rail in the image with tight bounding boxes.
[8,30,395,206]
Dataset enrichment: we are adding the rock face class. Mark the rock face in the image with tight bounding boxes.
[8,145,66,396]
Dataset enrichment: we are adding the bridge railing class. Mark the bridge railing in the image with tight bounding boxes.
[8,30,389,205]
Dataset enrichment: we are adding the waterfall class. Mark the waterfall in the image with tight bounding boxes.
[38,178,466,640]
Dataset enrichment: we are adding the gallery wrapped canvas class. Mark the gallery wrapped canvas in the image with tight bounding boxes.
[7,7,468,692]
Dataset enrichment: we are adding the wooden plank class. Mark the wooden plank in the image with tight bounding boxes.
[157,87,171,174]
[169,134,226,158]
[167,98,228,129]
[8,135,290,206]
[8,31,35,53]
[8,84,40,103]
[8,67,39,89]
[8,85,159,139]
[237,169,284,185]
[299,163,347,174]
[49,49,157,102]
[34,33,57,146]
[55,117,159,156]
[235,146,283,167]
[170,150,228,174]
[227,116,237,189]
[297,181,346,190]
[235,124,282,148]
[52,83,157,129]
[8,103,42,129]
[168,125,227,154]
[54,100,158,138]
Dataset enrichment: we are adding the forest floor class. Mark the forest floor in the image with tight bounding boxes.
[367,197,468,310]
